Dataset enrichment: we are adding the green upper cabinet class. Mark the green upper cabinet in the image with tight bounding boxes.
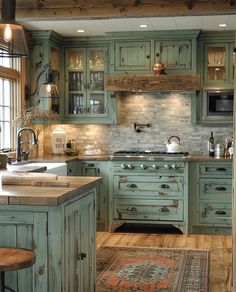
[154,40,192,73]
[110,30,199,75]
[114,41,151,71]
[28,31,63,115]
[63,46,117,124]
[203,43,234,86]
[195,31,235,125]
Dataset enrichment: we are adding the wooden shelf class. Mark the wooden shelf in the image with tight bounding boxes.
[105,74,200,92]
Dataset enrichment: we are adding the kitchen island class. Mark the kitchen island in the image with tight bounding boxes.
[0,176,101,292]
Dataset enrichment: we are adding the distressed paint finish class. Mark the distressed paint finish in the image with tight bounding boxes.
[110,161,189,234]
[0,188,97,291]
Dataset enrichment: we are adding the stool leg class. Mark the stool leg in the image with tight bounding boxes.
[0,271,5,292]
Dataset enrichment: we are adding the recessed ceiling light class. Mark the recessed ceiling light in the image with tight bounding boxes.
[139,24,148,28]
[219,23,227,27]
[77,29,85,33]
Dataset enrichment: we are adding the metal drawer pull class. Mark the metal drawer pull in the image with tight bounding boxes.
[215,186,226,191]
[127,183,138,188]
[160,184,170,189]
[78,252,87,260]
[216,168,227,171]
[159,206,170,212]
[127,207,137,212]
[87,163,95,167]
[215,210,226,215]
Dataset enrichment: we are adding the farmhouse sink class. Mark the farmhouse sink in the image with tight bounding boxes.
[7,161,67,176]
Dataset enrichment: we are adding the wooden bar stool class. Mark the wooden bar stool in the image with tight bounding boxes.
[0,248,36,292]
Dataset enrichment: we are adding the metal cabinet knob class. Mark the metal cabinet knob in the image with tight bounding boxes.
[171,164,178,169]
[164,164,170,169]
[78,252,87,260]
[121,163,127,169]
[127,163,133,169]
[140,164,147,170]
[152,164,159,169]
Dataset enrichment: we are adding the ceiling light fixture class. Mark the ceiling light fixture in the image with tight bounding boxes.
[139,24,148,28]
[0,0,29,58]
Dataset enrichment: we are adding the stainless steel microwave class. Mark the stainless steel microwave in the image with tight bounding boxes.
[202,89,234,122]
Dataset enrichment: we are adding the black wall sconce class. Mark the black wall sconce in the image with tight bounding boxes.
[134,123,151,133]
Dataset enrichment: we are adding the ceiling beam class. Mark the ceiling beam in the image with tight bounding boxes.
[5,0,236,21]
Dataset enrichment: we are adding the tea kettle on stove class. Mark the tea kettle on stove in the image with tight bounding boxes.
[165,136,182,153]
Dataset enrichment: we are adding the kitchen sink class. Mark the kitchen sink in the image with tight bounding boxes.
[7,161,67,176]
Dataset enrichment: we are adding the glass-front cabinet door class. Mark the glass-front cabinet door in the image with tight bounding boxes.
[204,43,229,84]
[65,47,107,118]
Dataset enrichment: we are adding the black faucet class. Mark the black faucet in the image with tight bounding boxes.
[16,128,38,162]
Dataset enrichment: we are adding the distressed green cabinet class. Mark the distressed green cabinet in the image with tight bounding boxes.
[29,31,63,114]
[79,160,110,231]
[110,161,188,234]
[0,189,96,291]
[154,40,192,73]
[64,192,96,292]
[114,41,151,71]
[111,30,199,74]
[66,159,79,176]
[0,210,48,292]
[63,47,117,124]
[189,161,232,235]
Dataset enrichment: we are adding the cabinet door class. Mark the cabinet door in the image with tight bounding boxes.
[115,41,151,71]
[0,210,48,292]
[66,49,86,116]
[67,160,79,176]
[87,48,108,117]
[155,40,192,72]
[204,43,230,84]
[64,193,96,292]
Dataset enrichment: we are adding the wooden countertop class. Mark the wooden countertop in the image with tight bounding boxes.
[0,176,102,206]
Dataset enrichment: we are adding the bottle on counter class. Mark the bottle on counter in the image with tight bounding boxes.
[208,131,215,157]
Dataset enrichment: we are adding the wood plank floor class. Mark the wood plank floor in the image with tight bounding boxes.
[97,231,232,292]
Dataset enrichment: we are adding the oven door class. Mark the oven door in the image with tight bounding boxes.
[202,88,233,123]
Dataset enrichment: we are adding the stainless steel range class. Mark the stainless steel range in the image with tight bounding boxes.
[109,150,189,234]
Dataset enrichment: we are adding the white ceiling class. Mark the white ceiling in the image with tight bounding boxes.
[21,14,236,37]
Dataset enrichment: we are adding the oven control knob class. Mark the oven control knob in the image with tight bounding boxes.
[140,164,147,170]
[121,163,127,169]
[164,164,171,169]
[127,163,133,169]
[152,164,159,169]
[171,164,178,170]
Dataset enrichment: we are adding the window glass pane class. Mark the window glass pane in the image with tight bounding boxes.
[0,58,19,150]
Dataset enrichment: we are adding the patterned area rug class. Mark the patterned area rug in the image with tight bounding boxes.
[97,246,210,292]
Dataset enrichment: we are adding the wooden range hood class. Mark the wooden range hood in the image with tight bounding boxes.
[105,74,200,92]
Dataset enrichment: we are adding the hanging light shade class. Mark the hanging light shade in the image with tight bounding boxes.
[0,0,29,57]
[39,69,60,99]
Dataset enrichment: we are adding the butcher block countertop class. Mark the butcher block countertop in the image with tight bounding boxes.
[0,176,102,206]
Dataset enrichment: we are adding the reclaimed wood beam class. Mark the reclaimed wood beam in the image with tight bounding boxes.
[105,74,201,92]
[7,0,236,20]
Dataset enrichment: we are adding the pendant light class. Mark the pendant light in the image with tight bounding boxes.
[0,0,29,57]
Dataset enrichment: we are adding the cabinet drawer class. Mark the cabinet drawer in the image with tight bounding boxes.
[114,199,183,221]
[199,163,232,176]
[199,202,231,225]
[199,178,232,201]
[113,175,183,197]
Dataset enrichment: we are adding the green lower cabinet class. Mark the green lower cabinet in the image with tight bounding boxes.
[64,192,96,292]
[189,161,232,235]
[79,160,110,231]
[0,190,96,292]
[110,161,188,234]
[0,211,48,292]
[67,159,79,176]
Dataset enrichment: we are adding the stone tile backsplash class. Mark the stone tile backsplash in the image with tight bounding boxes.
[42,91,233,155]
